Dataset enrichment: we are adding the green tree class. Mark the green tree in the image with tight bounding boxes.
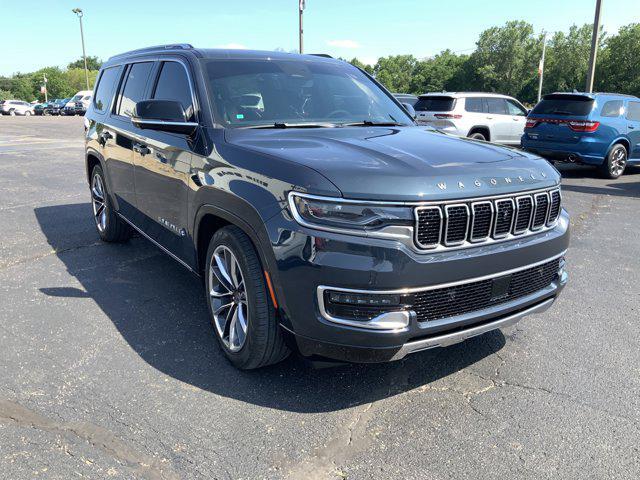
[544,24,600,95]
[0,89,12,101]
[67,56,102,71]
[469,21,541,102]
[596,23,640,96]
[30,67,74,100]
[3,75,35,101]
[373,55,419,93]
[348,57,374,75]
[411,50,469,94]
[65,68,99,92]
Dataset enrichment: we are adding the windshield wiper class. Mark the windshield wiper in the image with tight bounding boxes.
[341,120,405,127]
[240,122,338,129]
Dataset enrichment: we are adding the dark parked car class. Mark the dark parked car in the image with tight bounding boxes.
[34,102,56,115]
[84,45,569,369]
[522,92,640,178]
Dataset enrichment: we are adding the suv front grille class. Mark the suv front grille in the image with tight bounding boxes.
[411,258,560,322]
[415,187,561,250]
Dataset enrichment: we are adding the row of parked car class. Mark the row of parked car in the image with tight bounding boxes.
[395,91,640,179]
[0,90,93,117]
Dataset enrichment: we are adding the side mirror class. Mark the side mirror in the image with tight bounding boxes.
[131,99,198,135]
[401,102,417,119]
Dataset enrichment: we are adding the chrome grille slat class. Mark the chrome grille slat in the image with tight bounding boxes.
[532,192,550,230]
[414,186,562,251]
[514,196,534,234]
[444,204,470,246]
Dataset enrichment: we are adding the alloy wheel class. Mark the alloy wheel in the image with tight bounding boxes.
[209,245,249,352]
[91,173,107,232]
[610,147,627,177]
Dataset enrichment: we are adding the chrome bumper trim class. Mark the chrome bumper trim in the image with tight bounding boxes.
[391,296,556,360]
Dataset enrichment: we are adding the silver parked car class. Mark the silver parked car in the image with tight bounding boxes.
[1,100,35,116]
[415,92,529,145]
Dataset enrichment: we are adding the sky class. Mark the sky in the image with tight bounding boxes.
[0,0,637,75]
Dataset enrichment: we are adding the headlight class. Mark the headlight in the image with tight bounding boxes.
[288,192,413,233]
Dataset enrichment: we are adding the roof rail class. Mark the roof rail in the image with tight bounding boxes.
[309,53,333,58]
[108,44,194,61]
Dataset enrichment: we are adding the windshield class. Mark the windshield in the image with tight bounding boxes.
[532,95,594,116]
[71,95,83,102]
[201,58,413,128]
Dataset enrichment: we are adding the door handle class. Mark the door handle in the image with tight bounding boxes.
[133,143,151,156]
[629,125,635,130]
[155,152,167,163]
[486,116,494,120]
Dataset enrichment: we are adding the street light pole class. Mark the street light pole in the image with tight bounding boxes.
[537,31,547,103]
[299,0,305,54]
[72,8,90,91]
[585,0,603,93]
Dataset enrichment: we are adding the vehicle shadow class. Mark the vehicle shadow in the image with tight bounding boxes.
[34,203,505,413]
[557,164,640,199]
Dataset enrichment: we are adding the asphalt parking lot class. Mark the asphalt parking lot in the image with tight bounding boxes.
[1,115,639,480]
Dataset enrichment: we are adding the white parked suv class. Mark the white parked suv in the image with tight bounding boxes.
[1,100,35,116]
[415,92,529,145]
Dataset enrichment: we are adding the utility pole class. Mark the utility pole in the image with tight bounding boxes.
[43,75,48,102]
[299,0,305,54]
[72,8,90,91]
[585,0,603,93]
[537,32,547,103]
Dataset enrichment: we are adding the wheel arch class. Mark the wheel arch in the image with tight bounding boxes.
[467,126,491,141]
[608,136,630,155]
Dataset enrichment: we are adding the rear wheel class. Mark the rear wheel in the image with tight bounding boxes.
[90,165,132,242]
[9,109,15,116]
[25,110,32,116]
[599,144,627,179]
[205,226,289,369]
[468,131,487,141]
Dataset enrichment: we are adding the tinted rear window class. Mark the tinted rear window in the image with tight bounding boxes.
[532,95,594,116]
[415,96,455,112]
[465,97,485,113]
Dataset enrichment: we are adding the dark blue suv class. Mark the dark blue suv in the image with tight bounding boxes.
[522,92,640,178]
[83,45,569,369]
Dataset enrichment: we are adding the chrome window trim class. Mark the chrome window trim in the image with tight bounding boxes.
[469,201,494,242]
[414,206,443,249]
[443,204,470,246]
[532,192,551,231]
[492,198,515,239]
[513,195,534,235]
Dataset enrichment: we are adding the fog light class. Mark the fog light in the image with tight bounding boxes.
[320,288,412,330]
[558,257,566,276]
[327,291,401,307]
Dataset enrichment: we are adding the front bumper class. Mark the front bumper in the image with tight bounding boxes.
[268,209,570,363]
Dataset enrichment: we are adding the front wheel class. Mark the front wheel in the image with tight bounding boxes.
[25,110,32,116]
[599,144,627,179]
[90,165,132,242]
[205,226,289,369]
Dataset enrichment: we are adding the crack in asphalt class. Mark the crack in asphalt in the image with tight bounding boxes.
[0,398,179,480]
[0,240,103,270]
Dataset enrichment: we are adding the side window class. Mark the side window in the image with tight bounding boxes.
[506,99,527,116]
[486,97,508,115]
[117,62,153,118]
[601,100,623,117]
[152,61,195,121]
[93,67,120,113]
[627,102,640,121]
[465,97,485,113]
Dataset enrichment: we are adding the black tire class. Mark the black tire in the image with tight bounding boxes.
[90,165,132,242]
[599,143,627,179]
[205,226,289,369]
[9,109,15,116]
[25,110,32,116]
[468,131,487,141]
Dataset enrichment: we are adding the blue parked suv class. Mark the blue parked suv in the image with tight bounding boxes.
[522,92,640,179]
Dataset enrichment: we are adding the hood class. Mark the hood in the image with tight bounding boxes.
[225,126,560,201]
